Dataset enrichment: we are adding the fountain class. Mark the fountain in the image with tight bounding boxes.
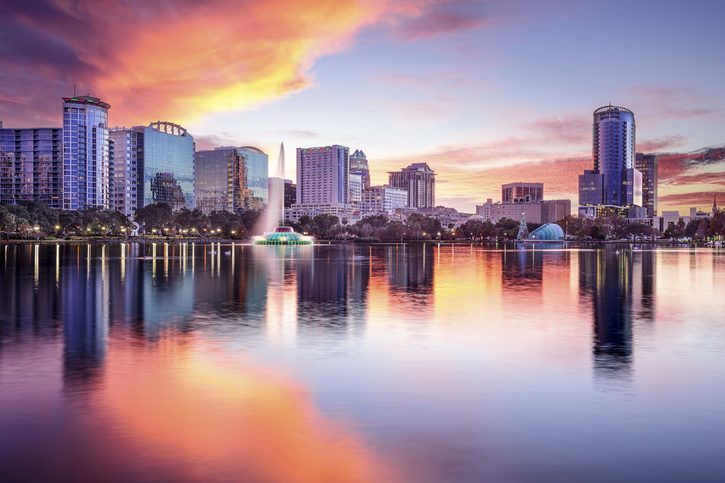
[253,142,313,245]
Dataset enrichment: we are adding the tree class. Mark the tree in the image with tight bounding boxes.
[310,214,339,238]
[558,215,583,236]
[663,219,686,239]
[135,203,173,233]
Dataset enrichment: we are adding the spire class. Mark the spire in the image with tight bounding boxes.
[713,194,718,217]
[517,212,529,240]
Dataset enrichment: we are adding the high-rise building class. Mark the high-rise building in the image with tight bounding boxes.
[194,147,246,214]
[350,149,370,189]
[296,145,349,204]
[349,173,363,206]
[0,127,63,208]
[284,180,296,208]
[578,105,642,215]
[361,185,408,215]
[593,105,636,205]
[109,128,143,216]
[140,121,194,210]
[62,95,111,210]
[237,146,269,209]
[388,163,435,209]
[502,182,543,203]
[635,153,658,217]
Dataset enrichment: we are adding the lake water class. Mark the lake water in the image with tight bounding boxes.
[1,242,724,482]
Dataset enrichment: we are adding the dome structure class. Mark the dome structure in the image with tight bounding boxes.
[467,214,485,222]
[528,223,564,241]
[253,226,313,245]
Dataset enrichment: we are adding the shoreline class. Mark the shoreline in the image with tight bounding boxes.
[0,237,718,248]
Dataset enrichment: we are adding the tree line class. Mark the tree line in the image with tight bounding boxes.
[2,201,723,241]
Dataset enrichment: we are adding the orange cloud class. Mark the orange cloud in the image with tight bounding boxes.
[1,0,490,126]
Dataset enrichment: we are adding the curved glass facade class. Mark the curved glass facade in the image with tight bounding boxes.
[62,96,111,210]
[593,106,635,206]
[528,223,564,240]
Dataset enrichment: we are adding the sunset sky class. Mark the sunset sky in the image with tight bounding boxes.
[1,0,724,213]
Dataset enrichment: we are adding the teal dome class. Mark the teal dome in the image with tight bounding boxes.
[528,223,564,241]
[254,228,313,245]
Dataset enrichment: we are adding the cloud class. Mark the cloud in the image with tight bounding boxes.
[385,0,489,40]
[0,0,499,128]
[628,84,725,122]
[658,191,723,207]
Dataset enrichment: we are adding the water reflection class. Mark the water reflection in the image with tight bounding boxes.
[1,242,724,482]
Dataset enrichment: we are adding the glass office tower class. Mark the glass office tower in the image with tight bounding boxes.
[238,146,269,209]
[592,105,637,206]
[141,122,194,210]
[62,96,111,210]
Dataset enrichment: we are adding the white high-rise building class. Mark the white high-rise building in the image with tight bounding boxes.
[361,185,408,215]
[62,95,111,210]
[296,145,349,204]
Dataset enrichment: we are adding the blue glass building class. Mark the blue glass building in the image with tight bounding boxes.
[579,105,643,214]
[139,122,194,210]
[238,146,269,208]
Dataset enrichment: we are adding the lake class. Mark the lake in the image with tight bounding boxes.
[1,242,724,482]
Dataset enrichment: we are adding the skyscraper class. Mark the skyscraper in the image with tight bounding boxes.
[0,127,63,208]
[350,149,370,189]
[237,146,269,209]
[109,128,144,216]
[62,95,111,210]
[578,105,642,215]
[140,121,194,210]
[593,105,636,205]
[194,146,268,214]
[635,153,658,217]
[388,163,435,208]
[296,145,349,204]
[349,173,363,206]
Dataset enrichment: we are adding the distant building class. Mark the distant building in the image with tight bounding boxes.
[296,145,349,204]
[285,202,351,224]
[476,182,570,224]
[62,95,112,210]
[284,179,296,208]
[140,121,194,209]
[350,149,370,189]
[542,199,572,223]
[349,173,363,206]
[635,153,658,216]
[109,128,143,216]
[578,105,642,215]
[237,146,269,209]
[361,185,408,215]
[578,170,604,207]
[502,182,543,203]
[476,200,544,224]
[388,162,435,208]
[0,127,63,208]
[194,147,247,214]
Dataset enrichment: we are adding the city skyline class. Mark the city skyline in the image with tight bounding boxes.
[1,1,724,214]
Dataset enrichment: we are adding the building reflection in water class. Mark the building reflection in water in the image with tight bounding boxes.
[579,247,656,381]
[385,244,434,307]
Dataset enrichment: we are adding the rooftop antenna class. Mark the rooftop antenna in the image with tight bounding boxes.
[73,83,77,96]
